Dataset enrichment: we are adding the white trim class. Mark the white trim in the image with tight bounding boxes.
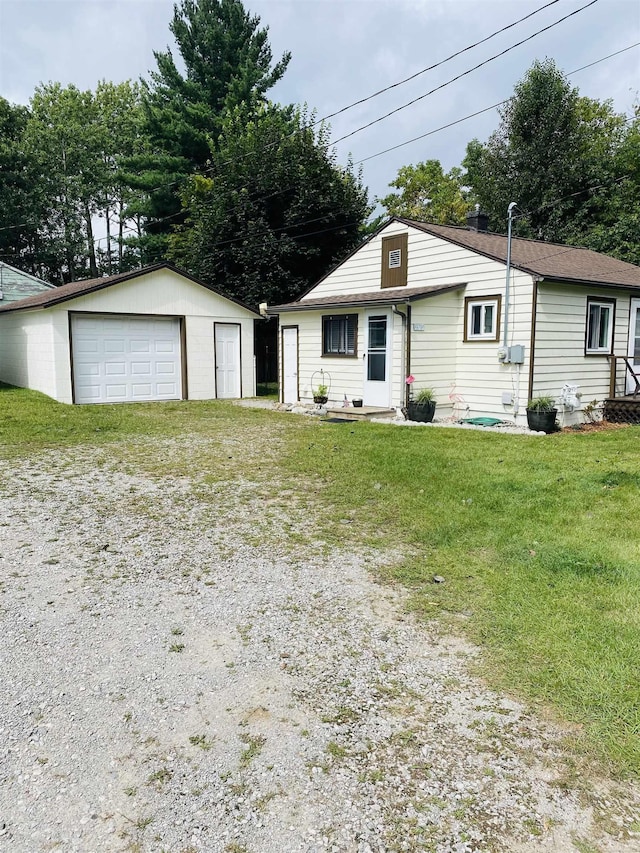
[586,299,613,354]
[466,297,498,340]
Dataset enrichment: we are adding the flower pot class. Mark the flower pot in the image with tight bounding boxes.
[313,395,328,405]
[526,408,557,433]
[407,401,436,423]
[352,398,363,408]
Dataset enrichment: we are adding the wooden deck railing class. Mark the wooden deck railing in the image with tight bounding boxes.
[608,355,640,398]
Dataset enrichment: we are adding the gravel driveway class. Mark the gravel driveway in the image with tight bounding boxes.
[0,441,638,853]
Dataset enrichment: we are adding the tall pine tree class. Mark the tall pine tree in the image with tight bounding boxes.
[132,0,291,261]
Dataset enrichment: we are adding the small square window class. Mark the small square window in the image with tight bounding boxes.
[464,296,501,342]
[388,248,401,269]
[585,298,614,354]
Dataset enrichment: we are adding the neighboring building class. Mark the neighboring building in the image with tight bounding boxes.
[0,263,259,404]
[268,213,640,425]
[0,261,55,303]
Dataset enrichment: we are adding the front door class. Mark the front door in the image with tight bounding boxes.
[627,299,640,394]
[215,323,241,398]
[363,312,391,407]
[282,326,298,404]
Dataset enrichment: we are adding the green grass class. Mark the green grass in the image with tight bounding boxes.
[1,383,639,777]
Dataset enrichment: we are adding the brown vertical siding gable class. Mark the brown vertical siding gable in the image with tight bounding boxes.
[381,234,408,289]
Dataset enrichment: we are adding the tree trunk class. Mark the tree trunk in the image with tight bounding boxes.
[118,198,124,266]
[105,204,112,275]
[84,204,98,278]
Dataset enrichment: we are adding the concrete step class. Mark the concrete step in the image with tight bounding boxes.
[325,405,397,421]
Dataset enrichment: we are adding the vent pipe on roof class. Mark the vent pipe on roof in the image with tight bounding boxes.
[466,204,489,232]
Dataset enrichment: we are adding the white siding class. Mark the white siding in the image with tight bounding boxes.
[279,310,406,407]
[0,268,256,403]
[409,290,461,418]
[453,265,534,423]
[533,282,631,424]
[0,310,59,399]
[293,222,536,422]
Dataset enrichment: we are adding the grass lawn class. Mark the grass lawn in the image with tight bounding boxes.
[1,383,639,778]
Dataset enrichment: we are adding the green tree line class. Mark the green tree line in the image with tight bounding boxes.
[1,0,637,306]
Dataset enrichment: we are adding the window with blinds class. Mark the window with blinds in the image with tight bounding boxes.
[322,314,357,356]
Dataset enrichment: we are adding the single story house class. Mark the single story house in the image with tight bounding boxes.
[268,212,640,426]
[0,261,55,303]
[0,263,259,404]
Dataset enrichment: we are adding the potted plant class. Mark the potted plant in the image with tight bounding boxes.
[313,383,328,405]
[406,387,436,423]
[526,396,558,433]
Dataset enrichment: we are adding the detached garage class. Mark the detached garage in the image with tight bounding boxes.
[0,264,259,404]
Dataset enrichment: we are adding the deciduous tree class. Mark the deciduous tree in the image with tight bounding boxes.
[463,59,637,261]
[379,159,471,225]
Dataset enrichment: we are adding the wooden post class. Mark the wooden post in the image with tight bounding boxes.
[609,356,617,399]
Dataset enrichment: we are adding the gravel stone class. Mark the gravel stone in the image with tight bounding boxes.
[0,443,638,853]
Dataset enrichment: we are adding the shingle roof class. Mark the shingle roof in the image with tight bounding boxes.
[0,263,260,316]
[0,262,54,304]
[401,219,640,288]
[270,282,466,312]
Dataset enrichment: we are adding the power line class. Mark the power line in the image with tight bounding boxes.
[141,0,567,198]
[354,42,640,165]
[331,0,600,146]
[318,0,563,125]
[142,41,639,231]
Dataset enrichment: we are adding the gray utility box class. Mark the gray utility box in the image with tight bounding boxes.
[507,345,525,364]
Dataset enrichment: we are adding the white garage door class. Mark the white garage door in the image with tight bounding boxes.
[71,314,182,404]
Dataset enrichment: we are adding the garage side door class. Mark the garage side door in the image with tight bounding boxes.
[71,314,182,404]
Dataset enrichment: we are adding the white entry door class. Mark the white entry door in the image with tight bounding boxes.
[282,326,298,403]
[363,312,391,407]
[215,323,241,398]
[627,299,640,393]
[71,314,182,404]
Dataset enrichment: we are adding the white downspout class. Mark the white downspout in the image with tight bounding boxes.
[392,304,407,409]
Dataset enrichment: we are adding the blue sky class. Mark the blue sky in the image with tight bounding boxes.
[1,0,638,206]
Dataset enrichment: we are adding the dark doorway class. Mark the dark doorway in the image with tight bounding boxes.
[254,317,278,396]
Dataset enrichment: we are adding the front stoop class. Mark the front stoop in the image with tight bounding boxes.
[324,405,398,422]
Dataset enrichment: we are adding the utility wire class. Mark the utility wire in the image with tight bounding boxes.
[2,35,636,254]
[142,41,639,232]
[318,0,563,124]
[331,0,600,146]
[356,40,640,165]
[145,0,603,209]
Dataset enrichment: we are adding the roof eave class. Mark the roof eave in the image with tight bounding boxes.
[268,282,466,314]
[537,275,640,291]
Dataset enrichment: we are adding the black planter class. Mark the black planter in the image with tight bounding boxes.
[526,408,558,433]
[407,401,436,423]
[313,395,328,405]
[352,398,363,408]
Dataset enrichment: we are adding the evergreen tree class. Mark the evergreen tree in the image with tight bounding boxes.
[135,0,291,260]
[167,104,370,306]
